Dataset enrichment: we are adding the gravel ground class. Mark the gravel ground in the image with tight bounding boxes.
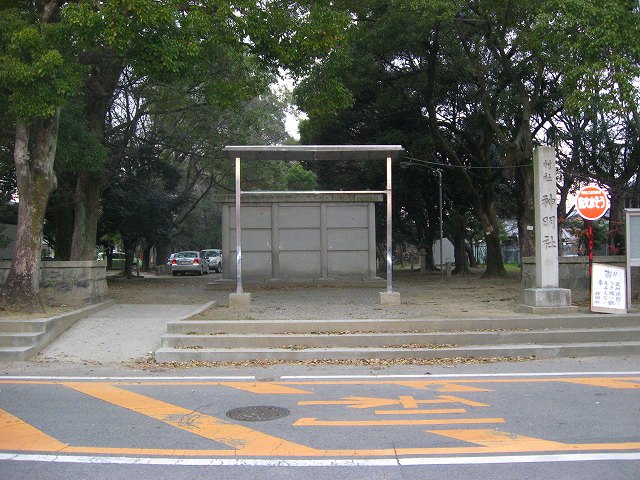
[107,268,587,321]
[15,269,600,369]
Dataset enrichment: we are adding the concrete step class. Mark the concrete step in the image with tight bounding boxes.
[160,327,640,349]
[0,300,114,361]
[0,346,37,361]
[0,320,49,333]
[166,314,640,335]
[154,341,640,363]
[0,332,43,348]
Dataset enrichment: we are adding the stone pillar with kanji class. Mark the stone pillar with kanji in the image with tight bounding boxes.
[519,146,577,313]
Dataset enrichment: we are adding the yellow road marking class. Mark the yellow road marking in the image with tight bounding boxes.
[396,382,492,392]
[1,377,639,392]
[399,396,418,408]
[61,440,640,456]
[1,404,639,458]
[436,395,489,407]
[562,378,640,389]
[62,382,319,456]
[374,409,467,415]
[221,382,312,395]
[0,408,67,451]
[0,377,638,457]
[293,417,506,426]
[299,395,489,409]
[428,429,570,451]
[299,397,399,409]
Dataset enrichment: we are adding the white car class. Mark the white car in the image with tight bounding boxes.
[170,251,210,276]
[201,249,222,273]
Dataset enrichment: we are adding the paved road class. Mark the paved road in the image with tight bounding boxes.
[1,359,639,479]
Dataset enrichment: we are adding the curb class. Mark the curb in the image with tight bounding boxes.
[176,301,216,321]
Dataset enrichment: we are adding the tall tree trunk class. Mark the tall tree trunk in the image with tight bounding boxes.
[483,231,505,277]
[155,242,169,270]
[106,246,114,270]
[450,210,469,275]
[70,171,103,260]
[608,189,626,255]
[518,166,536,258]
[123,239,137,280]
[48,186,74,260]
[2,113,60,312]
[142,242,151,271]
[70,57,123,261]
[479,196,506,278]
[452,231,469,275]
[466,242,478,268]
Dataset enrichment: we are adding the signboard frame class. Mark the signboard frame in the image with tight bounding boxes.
[591,263,626,314]
[575,185,609,221]
[625,209,640,309]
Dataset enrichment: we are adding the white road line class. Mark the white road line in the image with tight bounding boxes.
[280,372,640,379]
[0,452,639,466]
[2,372,639,381]
[0,376,255,381]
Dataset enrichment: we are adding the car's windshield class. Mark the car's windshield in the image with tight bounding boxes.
[177,252,197,258]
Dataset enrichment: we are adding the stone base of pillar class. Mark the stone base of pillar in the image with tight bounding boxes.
[379,291,401,306]
[517,288,578,314]
[229,292,252,308]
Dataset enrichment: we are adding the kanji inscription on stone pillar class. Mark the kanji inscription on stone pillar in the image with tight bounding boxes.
[534,146,559,288]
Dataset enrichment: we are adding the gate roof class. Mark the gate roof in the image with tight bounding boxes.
[223,145,404,162]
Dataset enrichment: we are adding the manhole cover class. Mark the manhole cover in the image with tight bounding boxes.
[226,406,290,422]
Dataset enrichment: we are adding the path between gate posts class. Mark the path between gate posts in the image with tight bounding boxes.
[106,269,590,320]
[22,268,625,367]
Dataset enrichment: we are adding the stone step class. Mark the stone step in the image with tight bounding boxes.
[0,332,43,348]
[154,341,640,363]
[0,320,49,333]
[0,346,37,361]
[160,327,640,349]
[0,300,114,361]
[166,314,640,335]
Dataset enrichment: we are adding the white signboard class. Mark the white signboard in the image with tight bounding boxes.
[591,264,627,314]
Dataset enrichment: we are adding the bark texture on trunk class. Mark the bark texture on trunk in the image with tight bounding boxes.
[483,231,505,278]
[2,113,60,312]
[70,171,103,260]
[69,58,123,261]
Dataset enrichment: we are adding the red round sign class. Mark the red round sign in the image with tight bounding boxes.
[575,185,609,220]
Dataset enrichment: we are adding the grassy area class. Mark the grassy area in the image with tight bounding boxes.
[503,263,522,273]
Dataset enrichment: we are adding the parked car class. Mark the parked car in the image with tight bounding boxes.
[201,249,222,273]
[166,253,177,266]
[170,251,210,276]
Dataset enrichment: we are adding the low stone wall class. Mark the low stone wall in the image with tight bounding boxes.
[522,256,640,302]
[0,260,107,306]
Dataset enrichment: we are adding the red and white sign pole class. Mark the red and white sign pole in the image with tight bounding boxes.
[575,185,609,275]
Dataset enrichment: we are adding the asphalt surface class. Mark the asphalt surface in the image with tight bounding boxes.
[1,360,639,480]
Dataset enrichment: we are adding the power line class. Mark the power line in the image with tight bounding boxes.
[400,155,533,170]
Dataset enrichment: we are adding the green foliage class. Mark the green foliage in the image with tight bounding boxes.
[285,162,318,190]
[533,0,640,113]
[0,8,83,120]
[55,101,107,174]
